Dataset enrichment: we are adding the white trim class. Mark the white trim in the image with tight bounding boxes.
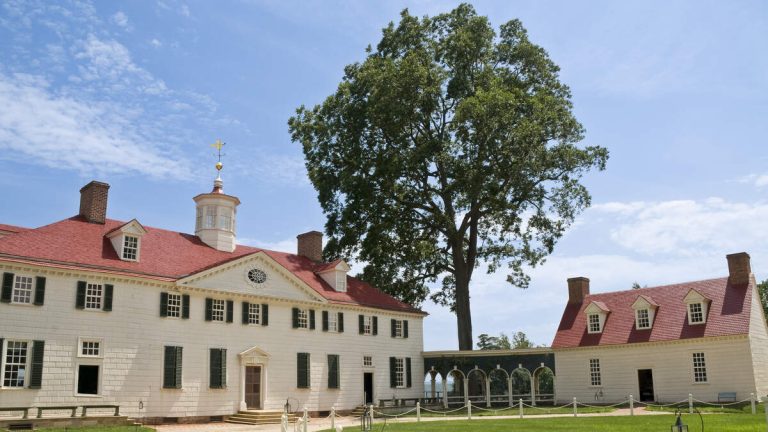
[77,337,104,359]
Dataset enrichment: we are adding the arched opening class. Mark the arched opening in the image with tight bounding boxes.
[446,369,465,406]
[533,366,555,404]
[422,370,443,403]
[511,367,532,401]
[488,368,510,406]
[467,369,486,404]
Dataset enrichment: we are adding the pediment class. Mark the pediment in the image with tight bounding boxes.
[632,295,658,310]
[584,301,610,314]
[239,345,270,364]
[107,219,147,238]
[684,288,710,304]
[176,252,326,303]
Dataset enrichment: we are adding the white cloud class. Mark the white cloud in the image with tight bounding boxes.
[150,38,162,48]
[0,72,191,179]
[111,11,129,29]
[179,4,191,17]
[593,198,768,256]
[740,173,768,188]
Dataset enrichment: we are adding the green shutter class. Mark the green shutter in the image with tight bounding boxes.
[0,338,3,375]
[372,316,378,335]
[297,352,310,388]
[33,277,46,306]
[210,348,226,388]
[76,281,87,309]
[322,311,329,332]
[389,357,397,388]
[403,320,409,339]
[292,307,299,328]
[262,304,269,326]
[103,284,113,311]
[182,295,190,319]
[338,312,344,333]
[242,302,250,324]
[160,292,169,317]
[359,315,364,334]
[1,272,13,303]
[406,357,412,388]
[28,340,44,389]
[161,346,184,389]
[309,309,316,330]
[328,354,339,389]
[226,300,234,323]
[391,319,397,338]
[205,298,213,321]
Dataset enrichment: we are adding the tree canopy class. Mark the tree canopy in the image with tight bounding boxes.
[477,331,535,350]
[289,4,608,350]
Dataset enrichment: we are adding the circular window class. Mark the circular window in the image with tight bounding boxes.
[247,268,267,285]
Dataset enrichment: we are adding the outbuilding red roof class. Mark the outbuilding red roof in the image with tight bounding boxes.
[0,216,423,314]
[551,277,752,348]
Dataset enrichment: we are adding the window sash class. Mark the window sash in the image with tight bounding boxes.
[689,303,704,323]
[297,309,309,329]
[12,276,33,304]
[692,352,707,383]
[363,316,372,335]
[588,314,601,333]
[122,236,138,260]
[363,356,373,367]
[3,340,29,387]
[394,357,405,388]
[85,283,103,310]
[204,207,216,229]
[327,312,338,332]
[394,320,403,338]
[636,309,650,329]
[248,303,261,324]
[589,358,601,386]
[211,299,225,322]
[80,341,101,357]
[167,294,182,318]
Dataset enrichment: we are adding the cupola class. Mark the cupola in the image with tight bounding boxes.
[193,140,240,252]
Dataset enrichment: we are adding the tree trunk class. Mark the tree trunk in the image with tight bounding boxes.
[454,267,473,350]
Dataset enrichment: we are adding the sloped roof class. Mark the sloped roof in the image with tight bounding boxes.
[0,216,424,314]
[0,223,29,234]
[552,277,752,348]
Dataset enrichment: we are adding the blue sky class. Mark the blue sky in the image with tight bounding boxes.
[1,0,766,351]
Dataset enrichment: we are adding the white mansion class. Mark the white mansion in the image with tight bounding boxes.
[0,178,426,422]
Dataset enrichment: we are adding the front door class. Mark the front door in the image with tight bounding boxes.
[245,366,262,409]
[637,369,654,402]
[363,373,374,404]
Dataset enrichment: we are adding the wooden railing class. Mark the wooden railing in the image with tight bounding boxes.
[0,405,120,419]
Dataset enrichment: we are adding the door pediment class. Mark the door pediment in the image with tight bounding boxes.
[239,346,270,365]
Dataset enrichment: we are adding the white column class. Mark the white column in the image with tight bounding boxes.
[508,378,513,407]
[485,379,491,407]
[239,363,247,411]
[431,375,436,399]
[530,375,536,407]
[463,378,469,406]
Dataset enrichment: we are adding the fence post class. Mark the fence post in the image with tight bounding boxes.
[763,397,768,430]
[688,393,693,414]
[519,398,524,419]
[417,402,421,422]
[281,411,288,432]
[370,404,374,422]
[752,393,756,415]
[302,408,308,432]
[468,401,472,420]
[629,394,634,416]
[573,397,577,417]
[330,407,335,430]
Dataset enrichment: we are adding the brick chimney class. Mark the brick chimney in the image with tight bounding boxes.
[297,231,323,262]
[726,252,752,286]
[79,181,110,224]
[567,277,590,303]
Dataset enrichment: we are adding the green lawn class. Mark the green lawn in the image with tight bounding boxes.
[36,427,154,432]
[404,405,614,417]
[323,413,765,431]
[644,402,755,414]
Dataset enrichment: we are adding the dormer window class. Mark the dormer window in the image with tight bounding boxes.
[683,289,710,325]
[317,260,351,292]
[335,272,347,292]
[584,301,610,334]
[631,295,658,330]
[122,235,139,260]
[106,219,146,262]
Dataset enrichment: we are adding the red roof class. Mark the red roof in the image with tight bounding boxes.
[0,223,29,233]
[0,216,423,314]
[551,277,752,348]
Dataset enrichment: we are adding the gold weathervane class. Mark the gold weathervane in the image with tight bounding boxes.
[210,139,225,172]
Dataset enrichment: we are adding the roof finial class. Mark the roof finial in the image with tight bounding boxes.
[210,139,226,193]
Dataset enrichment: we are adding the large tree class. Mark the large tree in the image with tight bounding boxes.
[289,4,608,350]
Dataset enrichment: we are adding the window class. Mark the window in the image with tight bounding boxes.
[12,275,33,304]
[327,312,338,332]
[85,283,103,310]
[167,293,181,318]
[292,308,314,329]
[196,207,203,230]
[297,309,308,328]
[692,352,707,383]
[389,357,412,388]
[636,309,650,329]
[391,319,409,338]
[211,299,225,322]
[335,272,347,292]
[218,209,232,231]
[163,346,183,389]
[588,314,601,333]
[79,339,101,358]
[589,358,601,386]
[394,358,405,388]
[3,341,28,387]
[77,365,99,395]
[359,315,378,335]
[688,303,704,324]
[328,354,340,389]
[204,206,216,229]
[297,352,310,389]
[122,235,138,260]
[363,356,373,367]
[248,303,261,324]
